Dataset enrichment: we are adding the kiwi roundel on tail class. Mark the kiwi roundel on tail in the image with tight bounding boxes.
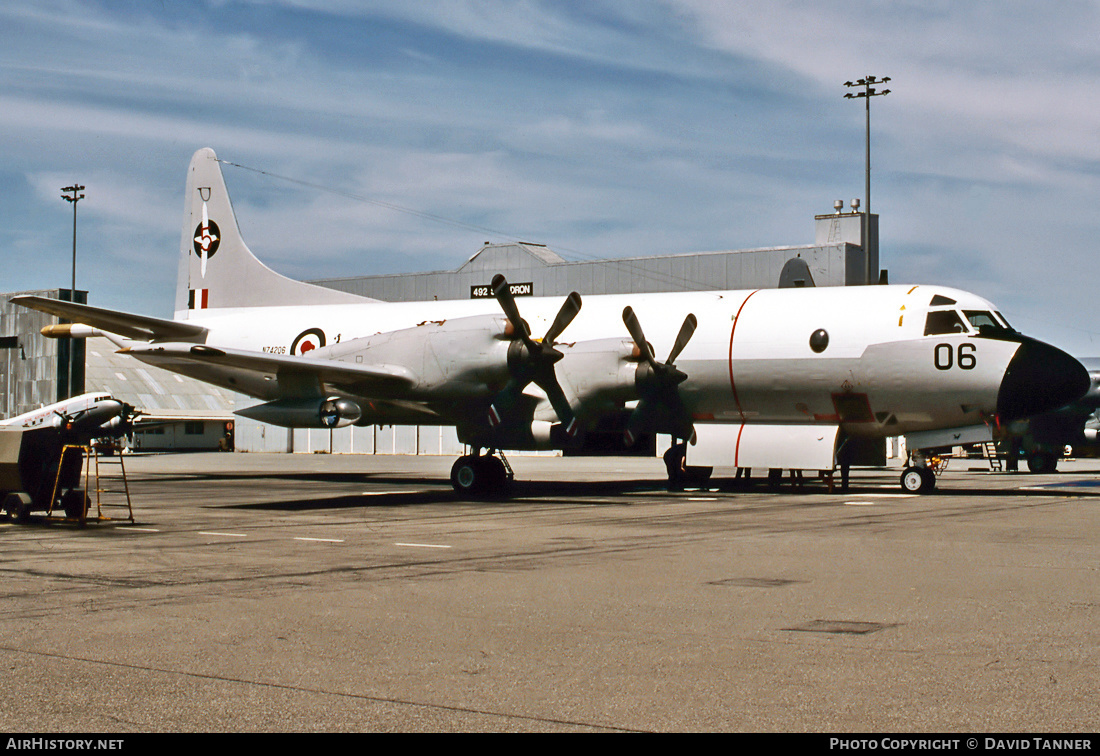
[174,148,374,317]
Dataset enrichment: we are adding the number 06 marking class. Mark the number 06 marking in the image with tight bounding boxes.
[935,342,977,370]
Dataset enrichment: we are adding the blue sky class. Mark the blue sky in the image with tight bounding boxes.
[3,1,1100,354]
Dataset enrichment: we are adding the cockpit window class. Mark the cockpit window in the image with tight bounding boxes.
[964,310,1000,330]
[929,295,957,306]
[995,311,1013,330]
[924,310,968,336]
[965,310,1015,334]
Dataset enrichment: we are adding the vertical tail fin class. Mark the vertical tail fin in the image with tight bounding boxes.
[174,148,372,318]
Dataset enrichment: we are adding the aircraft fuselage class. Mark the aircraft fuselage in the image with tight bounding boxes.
[132,282,1073,445]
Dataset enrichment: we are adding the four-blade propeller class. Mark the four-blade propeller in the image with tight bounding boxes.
[485,275,698,447]
[622,305,697,446]
[487,274,582,437]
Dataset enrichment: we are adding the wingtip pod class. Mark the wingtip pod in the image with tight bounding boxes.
[40,323,103,339]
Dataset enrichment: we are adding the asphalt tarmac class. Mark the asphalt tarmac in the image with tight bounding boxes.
[0,451,1096,733]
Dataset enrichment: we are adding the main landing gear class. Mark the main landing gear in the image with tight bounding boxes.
[450,450,512,497]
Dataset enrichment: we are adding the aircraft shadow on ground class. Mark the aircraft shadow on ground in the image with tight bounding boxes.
[225,477,674,511]
[128,470,1100,513]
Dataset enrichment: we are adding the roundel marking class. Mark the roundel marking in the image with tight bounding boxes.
[291,328,326,355]
[193,220,221,258]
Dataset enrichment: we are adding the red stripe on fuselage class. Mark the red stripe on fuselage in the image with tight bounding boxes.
[728,290,760,422]
[733,423,746,468]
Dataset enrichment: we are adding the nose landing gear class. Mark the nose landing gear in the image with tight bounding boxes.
[900,447,942,493]
[900,465,937,494]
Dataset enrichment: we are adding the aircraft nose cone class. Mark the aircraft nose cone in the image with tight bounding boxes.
[997,338,1090,421]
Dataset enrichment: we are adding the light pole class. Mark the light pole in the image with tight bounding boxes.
[844,76,890,284]
[60,183,85,399]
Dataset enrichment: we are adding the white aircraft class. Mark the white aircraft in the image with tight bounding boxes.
[13,148,1090,495]
[1,392,133,442]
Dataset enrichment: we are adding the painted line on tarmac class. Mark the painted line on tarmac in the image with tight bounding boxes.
[844,492,915,506]
[395,542,452,549]
[200,531,248,538]
[294,536,345,543]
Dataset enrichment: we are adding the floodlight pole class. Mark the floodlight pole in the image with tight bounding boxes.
[61,184,85,298]
[844,76,890,284]
[60,183,85,399]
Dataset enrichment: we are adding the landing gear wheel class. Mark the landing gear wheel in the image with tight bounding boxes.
[2,492,32,523]
[664,443,686,492]
[61,489,88,520]
[451,456,482,496]
[1026,451,1058,474]
[450,455,509,497]
[481,455,508,494]
[901,466,936,494]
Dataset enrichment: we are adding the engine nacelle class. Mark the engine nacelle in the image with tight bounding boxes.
[317,313,512,397]
[461,420,559,451]
[236,397,362,428]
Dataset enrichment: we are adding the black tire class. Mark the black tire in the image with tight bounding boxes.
[451,456,483,496]
[3,492,32,523]
[480,456,508,495]
[450,455,508,497]
[1026,451,1057,474]
[664,444,687,491]
[900,466,936,494]
[62,489,88,520]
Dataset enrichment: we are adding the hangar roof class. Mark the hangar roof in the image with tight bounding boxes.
[311,238,867,302]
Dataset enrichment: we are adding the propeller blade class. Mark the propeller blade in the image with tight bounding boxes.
[623,399,652,447]
[488,380,525,427]
[622,306,657,368]
[492,274,533,347]
[544,291,582,345]
[541,378,577,435]
[666,313,697,365]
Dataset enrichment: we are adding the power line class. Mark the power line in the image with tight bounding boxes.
[217,158,730,293]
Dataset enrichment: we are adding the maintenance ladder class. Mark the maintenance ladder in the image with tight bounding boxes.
[981,441,1003,472]
[47,444,134,524]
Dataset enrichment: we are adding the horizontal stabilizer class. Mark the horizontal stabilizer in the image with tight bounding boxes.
[12,295,208,342]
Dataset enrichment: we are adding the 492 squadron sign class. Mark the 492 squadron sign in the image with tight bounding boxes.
[471,281,533,298]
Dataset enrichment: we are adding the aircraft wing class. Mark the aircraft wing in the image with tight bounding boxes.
[11,295,208,342]
[124,342,417,397]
